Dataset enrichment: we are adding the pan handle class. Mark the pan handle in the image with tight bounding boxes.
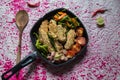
[1,51,37,80]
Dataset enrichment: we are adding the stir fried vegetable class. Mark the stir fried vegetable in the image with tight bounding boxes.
[34,10,87,63]
[35,39,48,53]
[33,32,48,57]
[54,12,80,29]
[54,52,62,61]
[47,33,57,51]
[54,12,67,21]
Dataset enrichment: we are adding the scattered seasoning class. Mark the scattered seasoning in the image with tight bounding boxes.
[92,9,108,17]
[27,1,40,7]
[96,16,104,27]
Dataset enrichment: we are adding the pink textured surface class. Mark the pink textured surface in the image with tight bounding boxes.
[0,0,120,80]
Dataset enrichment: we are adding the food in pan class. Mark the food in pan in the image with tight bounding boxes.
[34,11,86,63]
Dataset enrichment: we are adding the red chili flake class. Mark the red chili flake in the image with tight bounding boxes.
[92,9,108,17]
[27,1,40,8]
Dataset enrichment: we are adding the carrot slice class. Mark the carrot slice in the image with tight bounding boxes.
[54,15,59,21]
[57,13,67,21]
[58,12,64,15]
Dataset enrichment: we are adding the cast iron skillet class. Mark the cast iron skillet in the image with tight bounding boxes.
[1,8,89,80]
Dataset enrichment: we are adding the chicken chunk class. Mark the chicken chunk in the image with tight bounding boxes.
[40,29,54,52]
[55,41,63,52]
[57,25,66,42]
[39,20,49,43]
[39,20,49,32]
[48,20,57,38]
[39,20,54,52]
[64,29,76,49]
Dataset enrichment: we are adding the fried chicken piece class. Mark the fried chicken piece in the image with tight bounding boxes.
[39,20,49,43]
[55,41,63,52]
[57,25,66,42]
[39,20,49,32]
[39,20,54,52]
[48,19,57,38]
[64,29,76,49]
[40,29,54,52]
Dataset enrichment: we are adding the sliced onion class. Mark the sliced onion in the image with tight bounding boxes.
[51,52,55,57]
[27,1,40,7]
[47,55,52,60]
[61,55,65,60]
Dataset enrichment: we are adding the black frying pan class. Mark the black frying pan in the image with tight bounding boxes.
[1,8,89,80]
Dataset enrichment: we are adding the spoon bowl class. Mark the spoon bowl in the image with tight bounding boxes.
[16,10,29,32]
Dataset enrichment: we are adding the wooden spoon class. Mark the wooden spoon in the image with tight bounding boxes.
[15,10,29,65]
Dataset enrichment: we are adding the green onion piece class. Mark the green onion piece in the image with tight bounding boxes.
[47,33,57,51]
[33,32,39,38]
[60,15,69,22]
[35,39,48,53]
[62,9,66,12]
[35,37,48,58]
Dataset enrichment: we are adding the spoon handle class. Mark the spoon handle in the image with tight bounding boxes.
[16,32,22,64]
[16,31,22,76]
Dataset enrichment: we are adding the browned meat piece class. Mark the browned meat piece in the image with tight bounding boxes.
[39,20,49,32]
[40,29,54,52]
[48,31,57,39]
[55,41,63,52]
[64,29,76,49]
[39,20,54,52]
[57,25,66,42]
[39,20,49,43]
[48,20,57,38]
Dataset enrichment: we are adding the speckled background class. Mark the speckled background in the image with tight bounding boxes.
[0,0,120,80]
